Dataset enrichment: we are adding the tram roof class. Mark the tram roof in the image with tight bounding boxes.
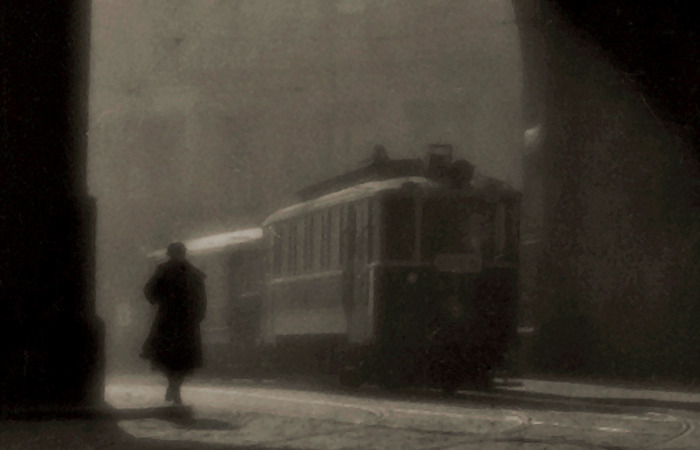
[148,228,263,259]
[264,176,433,225]
[263,173,520,225]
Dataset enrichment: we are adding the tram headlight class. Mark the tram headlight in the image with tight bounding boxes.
[406,272,418,284]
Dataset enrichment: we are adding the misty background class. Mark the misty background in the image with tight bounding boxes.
[87,0,525,370]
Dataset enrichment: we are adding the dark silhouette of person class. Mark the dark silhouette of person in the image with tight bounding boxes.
[141,242,207,405]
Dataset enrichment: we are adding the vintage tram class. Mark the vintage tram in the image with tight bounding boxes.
[145,145,520,391]
[260,146,520,390]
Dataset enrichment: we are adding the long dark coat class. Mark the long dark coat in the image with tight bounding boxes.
[141,259,207,375]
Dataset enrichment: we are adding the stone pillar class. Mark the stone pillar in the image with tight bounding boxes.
[514,0,700,378]
[0,2,103,410]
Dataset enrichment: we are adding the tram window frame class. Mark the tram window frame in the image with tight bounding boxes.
[271,225,282,276]
[279,222,289,276]
[356,200,369,264]
[312,213,322,270]
[338,205,345,265]
[343,203,357,265]
[372,199,381,262]
[320,209,331,268]
[368,199,378,263]
[303,215,313,272]
[296,217,305,274]
[288,220,297,275]
[331,206,342,268]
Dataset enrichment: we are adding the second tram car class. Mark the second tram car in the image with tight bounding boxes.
[148,228,266,375]
[260,147,520,390]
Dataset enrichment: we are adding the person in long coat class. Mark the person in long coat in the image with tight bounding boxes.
[141,242,207,405]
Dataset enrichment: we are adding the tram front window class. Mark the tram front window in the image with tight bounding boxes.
[421,196,471,262]
[381,196,416,261]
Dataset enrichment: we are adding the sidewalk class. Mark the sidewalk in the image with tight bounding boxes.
[503,377,700,406]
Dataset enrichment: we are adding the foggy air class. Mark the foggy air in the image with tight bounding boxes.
[88,0,523,374]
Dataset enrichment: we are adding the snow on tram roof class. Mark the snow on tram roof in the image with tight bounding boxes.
[263,176,437,225]
[148,228,263,259]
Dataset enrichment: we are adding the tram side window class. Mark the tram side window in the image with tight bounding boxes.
[296,218,305,274]
[330,206,341,267]
[320,210,331,268]
[356,200,368,264]
[341,204,358,264]
[338,205,346,264]
[271,225,282,276]
[279,222,289,276]
[288,221,297,275]
[311,214,323,270]
[381,196,415,261]
[304,215,314,272]
[368,200,378,263]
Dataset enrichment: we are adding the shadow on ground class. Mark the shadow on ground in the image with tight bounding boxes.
[0,406,271,450]
[117,405,237,430]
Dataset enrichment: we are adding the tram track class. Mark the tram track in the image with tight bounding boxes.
[433,411,696,450]
[190,383,532,437]
[459,389,700,449]
[647,412,696,448]
[407,388,700,449]
[108,376,700,449]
